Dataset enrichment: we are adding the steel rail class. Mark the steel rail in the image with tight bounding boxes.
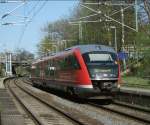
[14,78,103,125]
[113,101,150,113]
[88,101,150,124]
[6,79,43,125]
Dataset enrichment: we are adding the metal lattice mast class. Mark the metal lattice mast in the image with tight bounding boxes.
[121,6,126,70]
[5,52,12,76]
[79,21,83,43]
[135,0,138,32]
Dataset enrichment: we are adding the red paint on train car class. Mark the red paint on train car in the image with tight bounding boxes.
[74,49,92,86]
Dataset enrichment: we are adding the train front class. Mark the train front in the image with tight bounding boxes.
[81,45,120,97]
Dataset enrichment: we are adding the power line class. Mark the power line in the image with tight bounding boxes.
[28,0,48,22]
[17,0,48,48]
[27,1,40,16]
[0,0,77,2]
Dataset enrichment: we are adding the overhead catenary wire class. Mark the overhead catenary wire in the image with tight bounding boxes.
[26,1,41,17]
[15,1,41,48]
[17,0,48,48]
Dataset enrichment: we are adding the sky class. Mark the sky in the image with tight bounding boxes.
[0,1,78,54]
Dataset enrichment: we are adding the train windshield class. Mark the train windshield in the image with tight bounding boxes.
[82,51,117,63]
[82,51,118,79]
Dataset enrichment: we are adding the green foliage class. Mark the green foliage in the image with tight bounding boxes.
[129,25,150,77]
[14,49,34,76]
[15,49,34,62]
[15,66,30,77]
[137,57,150,76]
[37,36,55,55]
[135,25,150,47]
[123,76,150,89]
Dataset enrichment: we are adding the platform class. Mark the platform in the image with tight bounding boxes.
[0,78,25,125]
[116,86,150,108]
[120,86,150,96]
[0,78,5,89]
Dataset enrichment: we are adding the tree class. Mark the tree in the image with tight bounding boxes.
[14,49,34,62]
[37,0,143,55]
[135,24,150,48]
[143,0,150,23]
[13,49,34,76]
[37,36,55,56]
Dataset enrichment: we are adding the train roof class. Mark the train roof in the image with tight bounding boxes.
[67,44,116,54]
[32,44,116,64]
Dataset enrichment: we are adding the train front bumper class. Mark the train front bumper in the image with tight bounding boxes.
[74,84,119,99]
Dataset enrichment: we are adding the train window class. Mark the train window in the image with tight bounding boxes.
[44,60,55,77]
[45,61,49,77]
[58,55,80,70]
[89,54,113,61]
[49,60,55,76]
[67,55,80,69]
[35,64,40,77]
[83,51,117,63]
[31,65,35,77]
[58,58,67,70]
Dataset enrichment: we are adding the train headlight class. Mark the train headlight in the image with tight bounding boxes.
[91,74,96,78]
[115,61,118,64]
[103,74,108,77]
[117,84,121,88]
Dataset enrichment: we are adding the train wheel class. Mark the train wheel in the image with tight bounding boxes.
[32,82,37,87]
[67,87,74,96]
[103,99,113,105]
[42,82,46,88]
[67,87,79,99]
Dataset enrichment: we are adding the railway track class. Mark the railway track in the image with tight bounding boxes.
[21,77,32,85]
[88,100,150,124]
[14,77,150,125]
[6,78,103,125]
[4,79,36,125]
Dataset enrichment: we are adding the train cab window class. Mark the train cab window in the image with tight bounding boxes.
[82,51,118,78]
[89,53,113,62]
[83,51,117,63]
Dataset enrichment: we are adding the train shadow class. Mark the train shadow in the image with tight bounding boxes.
[87,99,113,105]
[34,86,86,103]
[35,86,113,105]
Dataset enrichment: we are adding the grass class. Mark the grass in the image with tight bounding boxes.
[122,76,150,89]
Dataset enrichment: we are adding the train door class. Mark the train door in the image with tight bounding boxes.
[49,59,56,80]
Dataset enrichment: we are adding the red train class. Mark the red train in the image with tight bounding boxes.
[30,44,121,99]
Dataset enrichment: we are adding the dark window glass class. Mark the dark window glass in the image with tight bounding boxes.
[67,55,80,69]
[45,61,49,77]
[58,54,80,70]
[44,60,55,77]
[82,51,118,78]
[35,64,40,77]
